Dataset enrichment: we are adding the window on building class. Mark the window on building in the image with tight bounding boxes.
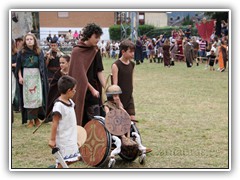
[58,12,69,18]
[139,12,145,25]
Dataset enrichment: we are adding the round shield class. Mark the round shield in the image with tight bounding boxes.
[79,119,111,167]
[105,109,131,136]
[77,126,87,148]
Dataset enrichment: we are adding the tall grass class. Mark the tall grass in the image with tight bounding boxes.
[11,59,229,169]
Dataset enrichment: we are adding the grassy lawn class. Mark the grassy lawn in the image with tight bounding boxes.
[11,58,229,169]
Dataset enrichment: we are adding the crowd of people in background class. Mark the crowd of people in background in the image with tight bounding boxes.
[96,22,228,73]
[37,17,228,74]
[45,29,83,47]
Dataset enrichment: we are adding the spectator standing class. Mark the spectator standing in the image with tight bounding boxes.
[162,39,171,67]
[217,40,228,72]
[58,35,65,45]
[99,40,106,58]
[183,38,194,67]
[184,25,192,39]
[207,50,216,71]
[105,41,111,58]
[191,37,199,66]
[73,30,79,40]
[134,37,143,65]
[65,30,73,43]
[45,40,64,84]
[11,39,18,122]
[148,39,155,63]
[198,38,207,64]
[46,34,52,43]
[52,34,58,43]
[15,36,24,51]
[170,39,178,66]
[176,35,184,62]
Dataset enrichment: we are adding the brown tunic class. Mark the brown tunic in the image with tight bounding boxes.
[113,60,135,115]
[68,42,98,126]
[162,44,171,66]
[184,43,194,64]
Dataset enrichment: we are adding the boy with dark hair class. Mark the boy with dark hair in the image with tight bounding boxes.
[112,39,152,154]
[48,75,80,168]
[68,23,106,127]
[112,39,136,119]
[45,40,64,83]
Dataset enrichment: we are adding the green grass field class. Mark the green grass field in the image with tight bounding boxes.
[11,58,229,169]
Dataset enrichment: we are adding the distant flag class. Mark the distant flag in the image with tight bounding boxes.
[196,19,215,42]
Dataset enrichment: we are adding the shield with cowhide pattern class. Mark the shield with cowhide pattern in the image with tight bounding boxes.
[105,109,131,136]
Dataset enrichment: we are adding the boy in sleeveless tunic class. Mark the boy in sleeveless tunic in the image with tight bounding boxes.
[112,40,152,153]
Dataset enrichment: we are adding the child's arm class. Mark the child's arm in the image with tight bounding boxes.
[111,64,118,85]
[104,105,110,114]
[97,71,106,88]
[48,113,61,148]
[88,82,100,98]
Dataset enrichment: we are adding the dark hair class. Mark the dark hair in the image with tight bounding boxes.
[107,96,114,102]
[50,39,58,44]
[119,39,135,53]
[58,75,77,94]
[60,54,71,62]
[15,36,23,41]
[81,23,103,41]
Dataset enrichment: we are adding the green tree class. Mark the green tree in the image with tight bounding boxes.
[204,12,229,37]
[182,14,194,26]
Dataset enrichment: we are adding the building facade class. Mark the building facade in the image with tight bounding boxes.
[39,11,169,41]
[12,11,168,41]
[144,12,168,27]
[39,11,115,41]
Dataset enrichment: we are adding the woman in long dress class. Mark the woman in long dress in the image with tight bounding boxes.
[162,39,171,67]
[217,40,228,72]
[16,33,48,127]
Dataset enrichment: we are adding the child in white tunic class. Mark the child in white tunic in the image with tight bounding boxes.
[48,75,80,168]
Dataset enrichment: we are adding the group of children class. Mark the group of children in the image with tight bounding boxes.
[46,24,149,168]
